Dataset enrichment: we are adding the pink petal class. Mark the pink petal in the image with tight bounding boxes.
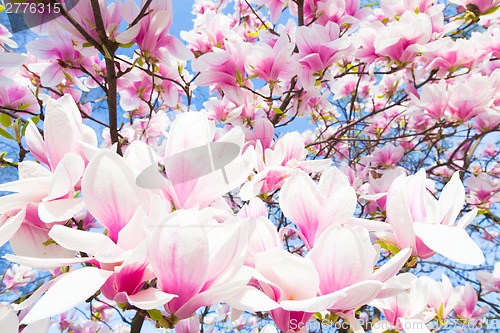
[82,150,149,242]
[279,169,323,246]
[147,210,209,314]
[173,266,252,319]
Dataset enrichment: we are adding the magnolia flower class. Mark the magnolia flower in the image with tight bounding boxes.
[279,168,390,248]
[422,274,460,320]
[147,210,251,319]
[477,262,500,292]
[453,283,489,320]
[370,273,432,333]
[373,11,432,63]
[385,169,485,265]
[1,264,37,292]
[240,131,331,201]
[228,225,411,332]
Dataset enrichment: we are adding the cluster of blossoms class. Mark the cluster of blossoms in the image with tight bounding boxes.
[0,0,499,332]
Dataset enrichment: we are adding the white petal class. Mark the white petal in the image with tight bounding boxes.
[22,319,50,333]
[38,198,85,223]
[21,267,113,324]
[414,223,485,265]
[0,304,18,333]
[372,248,412,282]
[0,208,26,247]
[126,288,177,310]
[4,254,91,269]
[48,225,123,258]
[226,286,280,312]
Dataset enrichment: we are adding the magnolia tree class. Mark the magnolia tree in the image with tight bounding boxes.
[0,0,499,332]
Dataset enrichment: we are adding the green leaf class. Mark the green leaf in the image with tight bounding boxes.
[18,103,30,110]
[376,240,401,254]
[21,121,29,137]
[0,113,12,128]
[0,128,14,140]
[273,107,284,115]
[120,42,135,49]
[31,115,40,125]
[147,309,163,321]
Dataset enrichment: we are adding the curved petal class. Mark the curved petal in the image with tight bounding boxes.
[279,169,323,246]
[21,267,113,324]
[372,248,412,282]
[329,280,384,311]
[126,288,177,310]
[413,223,485,265]
[173,266,252,319]
[43,95,83,169]
[386,175,416,251]
[226,286,281,312]
[3,254,91,269]
[48,225,123,258]
[82,150,149,242]
[147,210,209,314]
[438,172,465,225]
[0,208,26,247]
[280,291,346,312]
[38,198,85,223]
[0,304,18,333]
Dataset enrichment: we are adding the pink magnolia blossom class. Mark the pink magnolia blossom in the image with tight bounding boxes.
[1,264,37,292]
[278,168,388,248]
[447,75,494,121]
[373,11,432,63]
[453,283,489,320]
[115,0,192,64]
[0,82,38,114]
[370,143,405,168]
[465,172,500,208]
[295,22,351,89]
[193,37,251,102]
[240,132,331,201]
[451,0,500,13]
[411,80,449,119]
[385,169,485,265]
[26,32,96,88]
[0,95,99,257]
[422,274,460,320]
[477,262,500,292]
[162,112,255,209]
[370,273,432,332]
[228,226,411,332]
[147,210,251,319]
[245,35,299,83]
